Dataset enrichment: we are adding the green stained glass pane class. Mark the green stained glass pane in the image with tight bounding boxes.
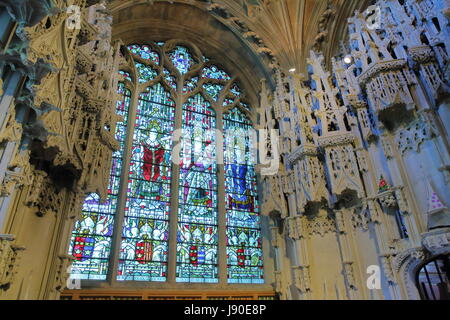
[169,46,195,75]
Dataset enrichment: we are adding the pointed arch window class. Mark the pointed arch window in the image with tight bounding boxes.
[68,41,264,285]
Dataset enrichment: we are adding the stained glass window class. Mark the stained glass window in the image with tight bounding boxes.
[203,83,223,101]
[169,46,195,75]
[68,82,131,280]
[183,77,198,94]
[118,83,175,281]
[135,62,157,83]
[224,108,264,284]
[163,69,177,90]
[176,94,219,283]
[68,42,264,285]
[230,83,241,97]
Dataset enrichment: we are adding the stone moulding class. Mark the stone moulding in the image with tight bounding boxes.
[409,46,437,64]
[285,144,317,165]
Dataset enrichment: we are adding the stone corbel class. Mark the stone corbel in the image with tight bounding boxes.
[409,46,436,65]
[371,186,410,215]
[377,190,398,209]
[24,170,64,217]
[0,234,25,291]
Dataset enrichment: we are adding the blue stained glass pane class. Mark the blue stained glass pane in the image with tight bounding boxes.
[169,46,195,75]
[128,44,160,65]
[68,81,131,280]
[177,94,219,283]
[224,107,264,284]
[118,83,175,282]
[202,65,231,81]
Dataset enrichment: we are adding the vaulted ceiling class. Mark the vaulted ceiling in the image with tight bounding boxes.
[107,0,370,87]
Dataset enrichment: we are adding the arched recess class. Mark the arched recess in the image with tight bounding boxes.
[415,254,450,300]
[107,1,277,292]
[66,33,275,291]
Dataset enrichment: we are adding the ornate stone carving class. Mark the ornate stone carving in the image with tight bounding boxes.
[351,203,371,231]
[395,118,433,155]
[0,235,25,291]
[306,213,336,238]
[378,190,398,209]
[343,262,357,290]
[53,254,75,293]
[380,255,396,284]
[392,247,427,274]
[293,265,311,293]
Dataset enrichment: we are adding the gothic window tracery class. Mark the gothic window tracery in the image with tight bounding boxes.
[68,41,264,285]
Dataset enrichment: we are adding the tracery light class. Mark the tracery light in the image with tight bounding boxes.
[68,41,265,285]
